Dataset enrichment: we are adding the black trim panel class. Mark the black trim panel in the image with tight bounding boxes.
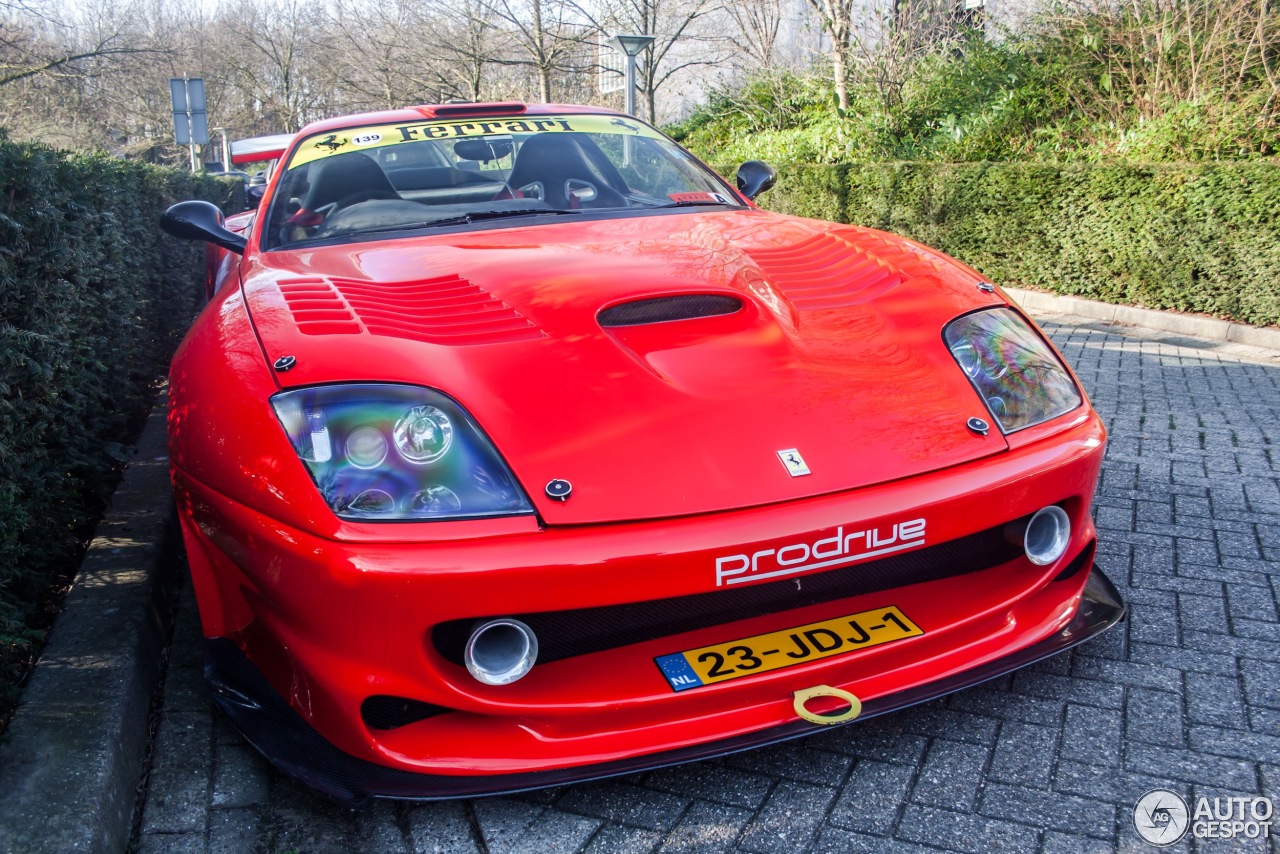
[434,522,1025,666]
[204,564,1124,806]
[598,294,743,326]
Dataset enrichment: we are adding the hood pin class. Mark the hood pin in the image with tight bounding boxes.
[967,416,990,436]
[976,281,995,293]
[273,355,297,372]
[545,479,572,501]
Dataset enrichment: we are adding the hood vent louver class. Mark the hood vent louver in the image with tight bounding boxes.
[276,275,544,345]
[598,294,743,327]
[746,232,905,310]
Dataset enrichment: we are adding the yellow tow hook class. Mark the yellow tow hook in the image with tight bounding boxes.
[793,685,862,725]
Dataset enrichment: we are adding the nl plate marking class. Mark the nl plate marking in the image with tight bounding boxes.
[655,605,923,692]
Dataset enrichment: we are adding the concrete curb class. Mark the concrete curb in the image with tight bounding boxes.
[1005,287,1280,351]
[0,396,179,854]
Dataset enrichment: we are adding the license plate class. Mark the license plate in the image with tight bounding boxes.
[654,606,923,692]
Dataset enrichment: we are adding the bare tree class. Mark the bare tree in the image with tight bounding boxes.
[726,0,789,69]
[0,0,184,157]
[845,0,963,119]
[220,0,330,132]
[325,0,434,110]
[804,0,853,109]
[429,0,502,102]
[484,0,595,103]
[1,0,158,87]
[1037,0,1279,126]
[581,0,728,121]
[115,0,251,160]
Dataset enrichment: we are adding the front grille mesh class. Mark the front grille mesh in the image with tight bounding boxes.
[361,695,450,730]
[433,523,1025,666]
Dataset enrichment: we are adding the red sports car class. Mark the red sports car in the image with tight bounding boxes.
[161,102,1123,804]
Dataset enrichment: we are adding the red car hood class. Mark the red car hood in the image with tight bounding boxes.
[241,209,1010,524]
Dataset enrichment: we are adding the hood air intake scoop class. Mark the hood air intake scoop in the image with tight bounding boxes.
[598,294,743,327]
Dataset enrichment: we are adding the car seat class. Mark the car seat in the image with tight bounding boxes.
[302,151,400,212]
[504,133,627,209]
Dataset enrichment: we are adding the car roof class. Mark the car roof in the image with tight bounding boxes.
[294,103,628,138]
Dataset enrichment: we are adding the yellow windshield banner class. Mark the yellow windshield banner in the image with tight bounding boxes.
[286,114,663,168]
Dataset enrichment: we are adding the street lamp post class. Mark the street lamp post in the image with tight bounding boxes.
[609,34,655,120]
[213,127,231,172]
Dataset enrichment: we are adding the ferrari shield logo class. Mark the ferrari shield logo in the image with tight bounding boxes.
[777,449,811,477]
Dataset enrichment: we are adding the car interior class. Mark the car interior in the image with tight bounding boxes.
[268,126,731,248]
[299,134,630,213]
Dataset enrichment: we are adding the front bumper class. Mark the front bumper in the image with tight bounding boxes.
[176,408,1112,797]
[206,563,1123,804]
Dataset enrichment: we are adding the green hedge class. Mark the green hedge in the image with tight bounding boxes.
[0,137,236,698]
[722,161,1280,329]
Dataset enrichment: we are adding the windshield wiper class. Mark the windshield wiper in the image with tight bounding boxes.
[652,198,736,208]
[458,207,581,223]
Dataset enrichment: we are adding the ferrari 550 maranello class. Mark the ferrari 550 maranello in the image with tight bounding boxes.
[160,101,1124,804]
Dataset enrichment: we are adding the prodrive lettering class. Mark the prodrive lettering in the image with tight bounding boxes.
[715,518,926,586]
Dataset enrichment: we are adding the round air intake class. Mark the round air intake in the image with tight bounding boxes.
[464,618,538,685]
[1024,505,1071,566]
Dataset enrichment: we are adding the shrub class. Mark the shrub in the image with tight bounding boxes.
[717,160,1280,328]
[0,138,235,710]
[675,0,1280,166]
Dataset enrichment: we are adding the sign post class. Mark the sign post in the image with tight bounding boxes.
[170,77,209,172]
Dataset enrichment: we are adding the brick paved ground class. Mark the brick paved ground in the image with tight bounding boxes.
[136,312,1280,853]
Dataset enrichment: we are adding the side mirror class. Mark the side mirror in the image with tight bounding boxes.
[245,183,266,210]
[160,200,246,254]
[736,160,777,201]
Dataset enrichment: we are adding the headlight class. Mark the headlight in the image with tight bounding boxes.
[943,307,1082,433]
[271,384,533,521]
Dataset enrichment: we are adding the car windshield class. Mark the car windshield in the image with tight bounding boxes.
[262,113,743,249]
